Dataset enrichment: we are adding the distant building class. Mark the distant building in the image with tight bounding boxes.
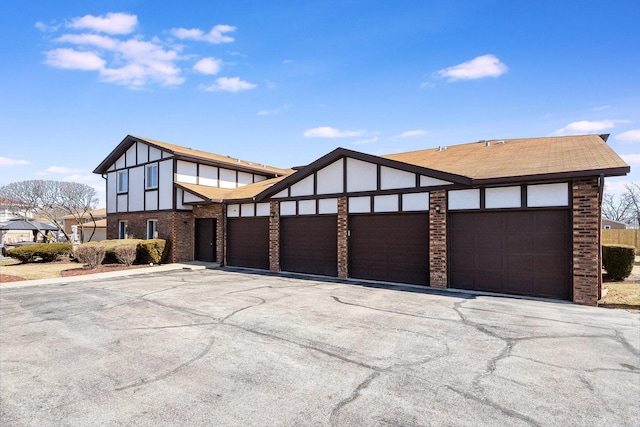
[602,218,627,230]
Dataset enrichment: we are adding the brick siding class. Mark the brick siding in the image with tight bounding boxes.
[269,201,280,271]
[337,196,348,278]
[429,190,447,288]
[572,178,601,306]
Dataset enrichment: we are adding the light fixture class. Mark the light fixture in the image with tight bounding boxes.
[435,205,441,213]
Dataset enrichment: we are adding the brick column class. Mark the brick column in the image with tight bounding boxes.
[269,201,280,271]
[572,178,601,306]
[337,196,349,278]
[429,190,447,288]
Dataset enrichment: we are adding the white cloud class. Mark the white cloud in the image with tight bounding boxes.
[420,82,435,89]
[552,119,629,136]
[43,48,105,70]
[37,166,88,175]
[56,33,119,50]
[171,24,236,44]
[200,77,257,92]
[399,129,427,138]
[257,104,290,115]
[437,54,508,81]
[303,127,365,138]
[621,154,640,166]
[67,12,137,35]
[0,157,30,167]
[616,129,640,143]
[593,105,610,111]
[193,57,222,75]
[353,137,379,145]
[35,21,60,32]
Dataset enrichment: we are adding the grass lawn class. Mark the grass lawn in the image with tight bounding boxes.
[0,259,84,280]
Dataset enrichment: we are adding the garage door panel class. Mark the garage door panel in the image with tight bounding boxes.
[227,217,269,269]
[450,210,571,300]
[281,216,337,276]
[350,213,429,285]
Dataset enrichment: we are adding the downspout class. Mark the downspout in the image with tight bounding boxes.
[598,174,605,301]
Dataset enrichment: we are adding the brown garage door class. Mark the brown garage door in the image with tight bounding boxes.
[449,210,571,300]
[349,213,430,285]
[227,217,270,269]
[280,216,337,276]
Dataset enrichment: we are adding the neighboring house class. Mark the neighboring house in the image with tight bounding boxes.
[94,134,629,306]
[0,198,30,244]
[602,218,627,230]
[61,208,107,243]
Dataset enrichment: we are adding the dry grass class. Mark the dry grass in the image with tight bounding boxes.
[0,260,84,280]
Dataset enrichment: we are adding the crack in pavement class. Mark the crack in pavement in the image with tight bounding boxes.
[444,385,542,427]
[330,295,457,323]
[114,334,216,392]
[329,371,381,427]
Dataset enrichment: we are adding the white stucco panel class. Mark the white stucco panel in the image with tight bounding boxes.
[107,172,117,213]
[420,176,452,187]
[402,192,430,211]
[347,158,377,192]
[256,203,270,216]
[227,204,240,217]
[280,201,297,216]
[448,189,480,210]
[527,183,569,207]
[145,190,158,210]
[128,166,144,211]
[486,186,521,209]
[298,200,316,215]
[374,194,399,212]
[273,189,289,198]
[381,167,415,190]
[149,146,163,161]
[349,196,371,213]
[125,144,137,167]
[317,159,344,194]
[137,142,149,164]
[176,160,197,184]
[117,194,128,212]
[199,165,218,187]
[219,168,237,189]
[238,171,253,186]
[158,160,173,210]
[115,154,125,169]
[290,175,315,197]
[318,198,338,214]
[241,203,256,217]
[183,191,205,203]
[254,175,267,182]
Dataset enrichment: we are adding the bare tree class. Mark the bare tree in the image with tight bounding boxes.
[622,183,640,228]
[0,180,98,241]
[602,191,633,224]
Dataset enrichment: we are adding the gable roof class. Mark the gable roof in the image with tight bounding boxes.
[94,135,292,176]
[384,134,629,184]
[177,175,290,204]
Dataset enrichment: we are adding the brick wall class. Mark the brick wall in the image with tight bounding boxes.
[106,211,191,263]
[269,201,280,271]
[337,196,348,278]
[429,190,447,288]
[572,178,601,306]
[194,204,224,265]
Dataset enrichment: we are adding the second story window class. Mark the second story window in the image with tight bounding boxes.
[145,163,159,189]
[117,170,128,193]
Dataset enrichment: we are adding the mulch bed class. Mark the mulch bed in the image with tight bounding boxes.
[60,264,151,277]
[0,274,25,283]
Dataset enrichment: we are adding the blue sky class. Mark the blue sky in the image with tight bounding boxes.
[1,0,638,208]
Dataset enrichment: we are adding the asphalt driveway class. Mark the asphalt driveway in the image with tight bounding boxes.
[1,268,639,426]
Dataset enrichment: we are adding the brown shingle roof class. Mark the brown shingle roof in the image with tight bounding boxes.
[383,134,629,181]
[133,136,292,176]
[178,175,291,203]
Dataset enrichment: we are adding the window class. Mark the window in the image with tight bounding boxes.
[118,221,128,239]
[604,225,611,230]
[146,219,158,239]
[145,163,159,189]
[117,170,128,193]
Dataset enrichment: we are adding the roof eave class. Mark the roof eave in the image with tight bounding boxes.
[470,166,630,186]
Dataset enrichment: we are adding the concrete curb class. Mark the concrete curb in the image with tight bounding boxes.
[0,262,217,290]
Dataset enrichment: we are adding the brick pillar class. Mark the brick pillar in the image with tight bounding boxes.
[572,178,601,306]
[337,196,349,278]
[269,201,280,271]
[429,190,447,288]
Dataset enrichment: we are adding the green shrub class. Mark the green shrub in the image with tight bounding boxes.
[75,244,106,269]
[6,243,72,263]
[90,239,143,264]
[602,244,636,280]
[136,239,167,264]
